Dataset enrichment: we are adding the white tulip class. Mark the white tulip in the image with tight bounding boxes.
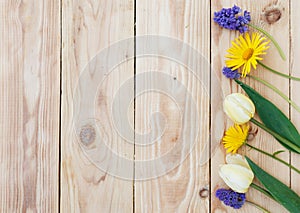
[223,93,255,125]
[219,154,254,193]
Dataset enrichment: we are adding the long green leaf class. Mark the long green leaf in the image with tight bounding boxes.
[235,80,300,153]
[246,156,300,212]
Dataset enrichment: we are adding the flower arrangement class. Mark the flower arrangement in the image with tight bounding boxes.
[214,5,300,212]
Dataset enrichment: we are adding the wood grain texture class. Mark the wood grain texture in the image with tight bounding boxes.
[61,0,134,212]
[135,0,210,212]
[211,1,290,212]
[0,0,60,212]
[1,0,300,212]
[291,0,300,195]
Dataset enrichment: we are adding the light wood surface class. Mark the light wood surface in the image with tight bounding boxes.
[61,0,134,212]
[211,1,290,212]
[0,0,60,212]
[135,0,210,212]
[1,0,300,212]
[291,0,300,195]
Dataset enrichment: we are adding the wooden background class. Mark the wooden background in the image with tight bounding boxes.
[1,0,299,212]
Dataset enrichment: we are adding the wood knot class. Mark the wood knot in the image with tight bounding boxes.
[199,187,209,198]
[171,135,178,142]
[247,125,258,141]
[80,125,96,145]
[264,8,281,24]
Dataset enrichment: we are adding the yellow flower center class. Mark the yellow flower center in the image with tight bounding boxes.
[242,48,254,60]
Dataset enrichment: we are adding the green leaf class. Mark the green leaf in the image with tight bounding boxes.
[272,150,285,157]
[246,156,300,213]
[235,80,300,153]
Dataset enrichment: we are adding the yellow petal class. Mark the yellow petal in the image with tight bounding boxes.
[225,32,270,75]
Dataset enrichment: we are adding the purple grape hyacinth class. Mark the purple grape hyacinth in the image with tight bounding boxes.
[214,5,251,33]
[222,67,241,79]
[216,188,246,209]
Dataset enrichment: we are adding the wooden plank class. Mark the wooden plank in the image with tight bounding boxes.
[0,0,60,212]
[61,0,134,212]
[135,0,210,212]
[291,0,300,195]
[211,1,290,212]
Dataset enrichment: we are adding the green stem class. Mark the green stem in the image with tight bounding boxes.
[250,183,275,201]
[258,61,300,81]
[246,200,270,213]
[248,23,286,61]
[248,75,300,113]
[250,118,300,153]
[246,143,300,174]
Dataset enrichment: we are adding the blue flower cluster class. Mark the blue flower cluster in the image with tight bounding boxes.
[214,5,251,33]
[216,188,246,209]
[222,67,241,79]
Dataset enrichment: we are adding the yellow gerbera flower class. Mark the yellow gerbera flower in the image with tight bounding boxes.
[225,32,270,77]
[222,124,250,153]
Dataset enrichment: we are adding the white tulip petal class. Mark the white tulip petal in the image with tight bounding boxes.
[233,93,255,115]
[223,93,255,125]
[226,153,251,169]
[219,164,254,193]
[225,104,250,124]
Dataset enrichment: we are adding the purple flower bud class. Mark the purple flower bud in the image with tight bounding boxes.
[214,6,251,33]
[222,67,241,79]
[216,188,246,209]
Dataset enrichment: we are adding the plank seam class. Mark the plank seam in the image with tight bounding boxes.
[133,0,137,212]
[58,0,63,211]
[289,0,292,187]
[209,0,212,212]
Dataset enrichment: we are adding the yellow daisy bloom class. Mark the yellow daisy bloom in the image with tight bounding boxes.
[222,124,250,153]
[225,32,270,77]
